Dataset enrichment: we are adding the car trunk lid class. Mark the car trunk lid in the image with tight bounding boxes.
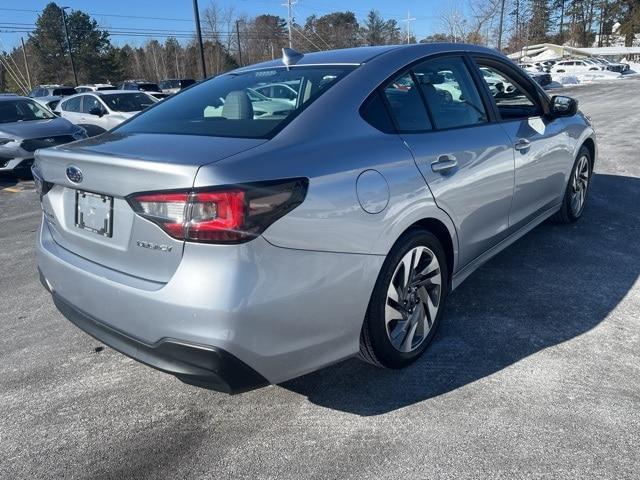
[35,132,266,283]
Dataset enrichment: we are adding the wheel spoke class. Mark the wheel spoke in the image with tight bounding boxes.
[384,245,443,353]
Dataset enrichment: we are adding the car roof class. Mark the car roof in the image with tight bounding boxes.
[0,94,29,102]
[231,43,506,74]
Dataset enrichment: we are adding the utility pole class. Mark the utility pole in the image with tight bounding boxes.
[236,20,243,66]
[20,37,32,91]
[497,0,506,51]
[403,11,416,44]
[283,0,296,48]
[192,0,207,79]
[61,7,78,86]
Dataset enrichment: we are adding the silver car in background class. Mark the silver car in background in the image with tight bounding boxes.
[0,95,86,173]
[35,44,596,393]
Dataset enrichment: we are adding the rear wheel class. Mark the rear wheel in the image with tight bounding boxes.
[552,145,592,223]
[359,229,449,368]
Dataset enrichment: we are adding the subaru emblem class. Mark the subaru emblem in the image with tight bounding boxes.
[66,165,83,184]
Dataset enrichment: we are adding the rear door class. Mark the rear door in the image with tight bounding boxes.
[382,55,515,268]
[59,95,83,125]
[471,56,570,228]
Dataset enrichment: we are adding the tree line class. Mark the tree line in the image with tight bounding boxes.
[1,0,638,93]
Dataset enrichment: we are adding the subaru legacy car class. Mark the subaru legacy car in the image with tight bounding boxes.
[34,44,596,393]
[0,95,86,173]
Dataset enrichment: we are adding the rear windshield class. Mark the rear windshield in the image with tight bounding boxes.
[52,88,77,96]
[138,83,160,92]
[96,86,117,91]
[102,93,156,112]
[116,65,355,139]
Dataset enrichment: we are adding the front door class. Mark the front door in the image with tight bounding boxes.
[472,58,571,228]
[381,55,515,268]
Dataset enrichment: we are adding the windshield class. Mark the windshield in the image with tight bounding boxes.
[102,93,157,112]
[0,98,57,123]
[52,88,77,96]
[138,83,160,92]
[116,65,355,139]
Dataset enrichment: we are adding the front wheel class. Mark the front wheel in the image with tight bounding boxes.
[359,229,449,369]
[552,145,592,223]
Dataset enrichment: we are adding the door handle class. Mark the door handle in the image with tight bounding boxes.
[514,138,531,151]
[431,154,458,173]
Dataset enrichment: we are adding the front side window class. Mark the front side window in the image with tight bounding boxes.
[82,95,103,114]
[412,56,487,129]
[116,65,355,139]
[62,96,81,112]
[476,64,541,120]
[0,99,56,123]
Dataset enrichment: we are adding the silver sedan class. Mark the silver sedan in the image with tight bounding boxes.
[34,44,596,393]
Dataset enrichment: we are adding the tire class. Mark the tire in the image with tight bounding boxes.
[551,145,592,224]
[359,229,449,369]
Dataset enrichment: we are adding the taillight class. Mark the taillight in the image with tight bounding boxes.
[127,178,308,243]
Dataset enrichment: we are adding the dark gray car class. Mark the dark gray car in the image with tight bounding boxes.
[0,96,87,173]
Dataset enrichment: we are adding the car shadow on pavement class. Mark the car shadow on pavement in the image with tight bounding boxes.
[281,173,640,415]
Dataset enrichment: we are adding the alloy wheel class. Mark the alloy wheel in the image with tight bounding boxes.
[570,155,590,215]
[385,246,442,353]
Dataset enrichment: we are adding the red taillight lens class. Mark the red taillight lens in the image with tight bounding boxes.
[127,178,308,244]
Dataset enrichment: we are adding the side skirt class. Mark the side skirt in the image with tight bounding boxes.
[451,203,562,291]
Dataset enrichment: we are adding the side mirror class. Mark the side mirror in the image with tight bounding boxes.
[550,95,578,117]
[89,107,104,117]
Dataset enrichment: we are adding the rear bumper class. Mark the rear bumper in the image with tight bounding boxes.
[41,273,267,393]
[37,219,384,388]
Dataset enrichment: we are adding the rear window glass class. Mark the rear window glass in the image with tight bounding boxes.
[117,65,355,139]
[53,88,77,96]
[102,93,156,112]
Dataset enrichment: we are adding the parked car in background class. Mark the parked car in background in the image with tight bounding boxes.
[158,78,196,95]
[35,44,596,393]
[252,82,298,105]
[32,95,63,112]
[551,59,601,74]
[75,84,117,93]
[119,81,168,100]
[591,57,628,73]
[529,71,553,87]
[29,85,77,99]
[0,95,86,173]
[518,63,542,73]
[55,90,157,136]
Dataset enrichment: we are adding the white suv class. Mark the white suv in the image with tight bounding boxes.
[551,59,602,74]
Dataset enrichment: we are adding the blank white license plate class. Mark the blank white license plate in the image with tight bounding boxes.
[75,190,113,237]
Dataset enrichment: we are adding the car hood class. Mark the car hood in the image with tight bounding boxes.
[0,117,75,139]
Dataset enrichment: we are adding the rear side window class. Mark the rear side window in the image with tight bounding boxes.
[117,65,355,139]
[382,72,432,131]
[360,91,395,133]
[412,56,487,129]
[62,96,81,112]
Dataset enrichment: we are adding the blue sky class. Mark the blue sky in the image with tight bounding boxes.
[0,0,445,50]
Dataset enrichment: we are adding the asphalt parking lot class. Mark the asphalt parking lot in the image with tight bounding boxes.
[1,77,639,479]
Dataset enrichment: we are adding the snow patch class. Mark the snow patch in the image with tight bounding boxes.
[551,70,622,85]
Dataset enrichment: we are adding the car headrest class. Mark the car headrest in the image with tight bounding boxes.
[222,90,254,120]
